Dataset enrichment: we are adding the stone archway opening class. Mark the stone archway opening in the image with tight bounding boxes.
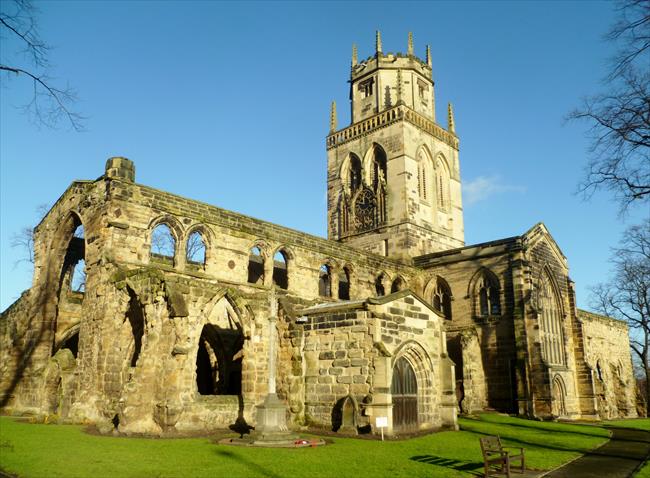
[195,322,244,396]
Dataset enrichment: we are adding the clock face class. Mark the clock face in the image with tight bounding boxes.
[354,188,376,232]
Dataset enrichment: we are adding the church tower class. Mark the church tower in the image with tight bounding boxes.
[326,32,464,260]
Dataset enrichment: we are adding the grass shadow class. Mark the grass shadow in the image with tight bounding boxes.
[214,448,283,478]
[410,454,483,476]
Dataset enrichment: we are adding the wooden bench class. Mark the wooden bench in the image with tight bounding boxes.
[479,435,525,477]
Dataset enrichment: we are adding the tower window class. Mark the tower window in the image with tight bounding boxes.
[359,78,374,98]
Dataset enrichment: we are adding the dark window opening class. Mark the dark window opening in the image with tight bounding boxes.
[126,289,145,367]
[319,265,332,297]
[272,250,288,289]
[359,78,374,98]
[338,268,350,300]
[349,155,362,193]
[375,274,386,297]
[247,246,264,284]
[186,231,206,265]
[391,277,405,293]
[432,277,452,320]
[57,330,79,358]
[477,272,501,317]
[196,323,243,396]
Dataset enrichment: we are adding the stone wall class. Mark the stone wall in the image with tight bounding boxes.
[579,310,637,419]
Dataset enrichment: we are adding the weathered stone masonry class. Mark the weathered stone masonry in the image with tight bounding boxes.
[1,34,638,437]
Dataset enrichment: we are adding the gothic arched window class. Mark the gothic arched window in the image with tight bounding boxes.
[538,270,565,366]
[432,277,452,320]
[339,267,351,300]
[349,154,362,193]
[375,273,387,297]
[473,269,501,317]
[435,156,450,211]
[186,231,206,265]
[417,149,432,201]
[319,264,332,297]
[273,250,289,289]
[247,246,265,284]
[151,223,176,262]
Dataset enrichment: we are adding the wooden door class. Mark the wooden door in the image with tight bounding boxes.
[391,357,418,431]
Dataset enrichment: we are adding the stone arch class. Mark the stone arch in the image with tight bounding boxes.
[185,224,212,265]
[319,262,334,297]
[338,264,353,300]
[467,267,502,317]
[45,210,86,357]
[390,340,435,432]
[195,291,249,397]
[551,374,567,417]
[425,275,453,320]
[375,271,391,297]
[272,245,294,290]
[391,275,408,293]
[148,215,183,264]
[332,394,360,433]
[53,323,81,359]
[362,142,388,186]
[247,241,268,285]
[340,153,364,195]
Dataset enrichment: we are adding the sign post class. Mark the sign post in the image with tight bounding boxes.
[375,416,388,441]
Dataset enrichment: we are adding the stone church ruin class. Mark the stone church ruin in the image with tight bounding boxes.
[0,33,637,436]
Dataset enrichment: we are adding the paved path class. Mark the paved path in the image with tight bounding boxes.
[544,427,650,478]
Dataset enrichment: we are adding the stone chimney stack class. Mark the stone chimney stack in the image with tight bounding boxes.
[105,157,135,182]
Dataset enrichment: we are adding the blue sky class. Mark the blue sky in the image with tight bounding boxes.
[1,1,646,311]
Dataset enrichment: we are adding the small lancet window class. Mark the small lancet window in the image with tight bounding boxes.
[247,246,264,285]
[338,268,351,300]
[151,223,175,259]
[375,273,386,297]
[186,231,206,265]
[273,250,288,290]
[319,265,332,297]
[432,277,452,320]
[70,258,86,293]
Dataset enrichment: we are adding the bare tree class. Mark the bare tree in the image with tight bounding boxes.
[569,0,650,211]
[10,203,49,267]
[0,0,83,130]
[591,219,650,414]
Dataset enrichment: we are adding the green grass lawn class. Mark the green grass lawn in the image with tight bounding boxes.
[0,414,616,478]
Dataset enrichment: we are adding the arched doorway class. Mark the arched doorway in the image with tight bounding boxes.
[552,375,567,417]
[391,357,418,431]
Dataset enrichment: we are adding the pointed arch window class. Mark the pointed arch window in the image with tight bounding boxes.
[538,271,565,366]
[151,223,176,262]
[338,267,351,300]
[474,270,501,317]
[247,246,265,284]
[417,149,431,201]
[349,154,362,194]
[319,264,332,297]
[375,273,387,297]
[186,231,206,265]
[432,277,452,320]
[272,250,289,289]
[435,157,450,211]
[391,277,405,293]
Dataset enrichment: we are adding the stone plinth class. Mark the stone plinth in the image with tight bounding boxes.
[252,393,297,445]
